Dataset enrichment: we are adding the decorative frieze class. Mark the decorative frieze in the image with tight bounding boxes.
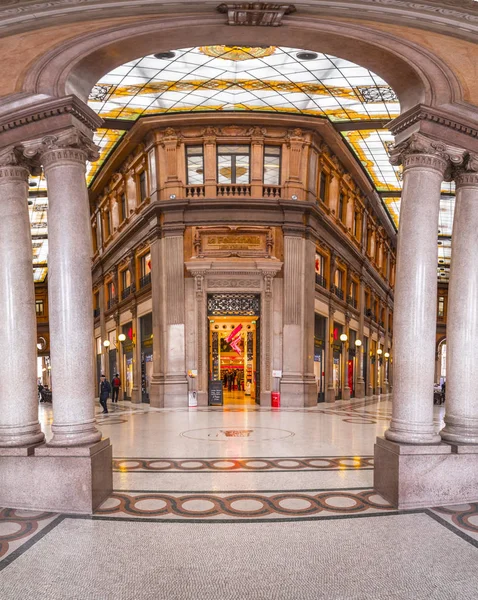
[208,279,261,288]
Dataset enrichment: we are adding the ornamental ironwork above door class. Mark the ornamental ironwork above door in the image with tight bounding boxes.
[207,293,260,316]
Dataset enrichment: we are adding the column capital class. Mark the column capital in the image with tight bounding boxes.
[389,133,463,176]
[23,128,99,169]
[0,145,40,180]
[454,152,478,187]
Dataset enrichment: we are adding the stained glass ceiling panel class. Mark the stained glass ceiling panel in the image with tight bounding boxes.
[88,46,400,123]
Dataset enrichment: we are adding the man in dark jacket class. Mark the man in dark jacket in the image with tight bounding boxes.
[99,375,111,414]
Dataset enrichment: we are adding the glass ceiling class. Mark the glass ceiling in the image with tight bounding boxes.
[26,46,456,285]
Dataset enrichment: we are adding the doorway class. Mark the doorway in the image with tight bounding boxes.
[207,293,261,406]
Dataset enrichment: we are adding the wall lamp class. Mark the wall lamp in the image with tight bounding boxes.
[339,333,348,343]
[355,339,362,347]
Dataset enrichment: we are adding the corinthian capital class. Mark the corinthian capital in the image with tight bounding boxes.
[23,128,99,165]
[389,133,464,176]
[454,152,478,186]
[0,145,40,177]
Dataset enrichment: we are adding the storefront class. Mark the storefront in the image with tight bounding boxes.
[314,314,326,403]
[140,313,153,403]
[208,293,260,405]
[121,322,134,400]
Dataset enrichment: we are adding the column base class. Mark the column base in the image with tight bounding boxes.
[366,385,374,397]
[130,386,142,404]
[0,438,112,514]
[354,381,365,399]
[374,436,478,509]
[0,424,45,448]
[280,377,316,407]
[260,391,271,407]
[343,387,351,401]
[325,387,336,403]
[440,415,478,444]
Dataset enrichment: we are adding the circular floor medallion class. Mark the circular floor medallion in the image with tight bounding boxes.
[180,427,295,441]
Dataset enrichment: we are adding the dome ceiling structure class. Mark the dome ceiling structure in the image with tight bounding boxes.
[28,45,454,283]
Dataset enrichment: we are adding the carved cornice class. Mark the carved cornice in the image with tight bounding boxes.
[0,95,102,137]
[389,104,478,142]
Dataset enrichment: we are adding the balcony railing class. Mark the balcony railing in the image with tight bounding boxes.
[93,307,100,318]
[121,286,131,300]
[139,272,151,289]
[262,185,281,198]
[107,296,118,310]
[216,184,251,197]
[315,273,327,289]
[185,185,205,199]
[346,296,358,309]
[330,285,344,300]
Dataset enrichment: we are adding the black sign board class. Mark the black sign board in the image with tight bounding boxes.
[209,380,223,406]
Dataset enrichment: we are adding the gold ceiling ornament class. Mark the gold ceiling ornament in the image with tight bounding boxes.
[199,45,277,61]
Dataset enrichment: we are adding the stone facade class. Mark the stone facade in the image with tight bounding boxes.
[90,116,395,408]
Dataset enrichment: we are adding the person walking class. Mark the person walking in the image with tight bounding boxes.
[99,374,111,414]
[237,369,243,392]
[111,373,121,403]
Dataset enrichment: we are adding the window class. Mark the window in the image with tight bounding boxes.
[140,253,151,277]
[94,291,99,309]
[139,171,147,203]
[104,210,111,239]
[263,145,281,185]
[107,281,115,301]
[354,210,361,239]
[120,193,127,222]
[186,146,204,184]
[318,171,329,203]
[349,281,357,302]
[438,296,445,318]
[217,145,250,184]
[35,300,44,316]
[338,193,345,223]
[122,269,131,291]
[315,253,325,276]
[334,268,343,290]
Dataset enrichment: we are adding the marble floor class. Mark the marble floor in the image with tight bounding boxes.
[1,396,478,599]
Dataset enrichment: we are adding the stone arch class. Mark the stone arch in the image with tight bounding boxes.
[21,15,461,114]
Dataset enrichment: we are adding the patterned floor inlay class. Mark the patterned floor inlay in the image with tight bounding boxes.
[113,455,374,472]
[431,503,478,542]
[95,489,393,520]
[0,508,59,562]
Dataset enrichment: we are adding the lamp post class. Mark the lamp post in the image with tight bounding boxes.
[384,351,390,392]
[340,333,348,400]
[377,348,383,394]
[355,339,362,398]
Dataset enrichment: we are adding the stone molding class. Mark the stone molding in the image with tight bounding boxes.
[389,104,478,143]
[207,279,261,289]
[0,95,102,139]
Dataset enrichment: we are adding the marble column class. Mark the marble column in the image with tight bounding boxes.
[441,158,478,443]
[0,148,44,447]
[355,277,365,398]
[149,233,188,407]
[385,133,454,444]
[130,305,142,404]
[40,131,102,446]
[281,234,316,406]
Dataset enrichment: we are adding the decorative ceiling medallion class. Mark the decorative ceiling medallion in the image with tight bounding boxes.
[217,3,296,26]
[199,45,276,61]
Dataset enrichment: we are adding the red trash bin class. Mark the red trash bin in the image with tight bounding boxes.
[271,391,280,408]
